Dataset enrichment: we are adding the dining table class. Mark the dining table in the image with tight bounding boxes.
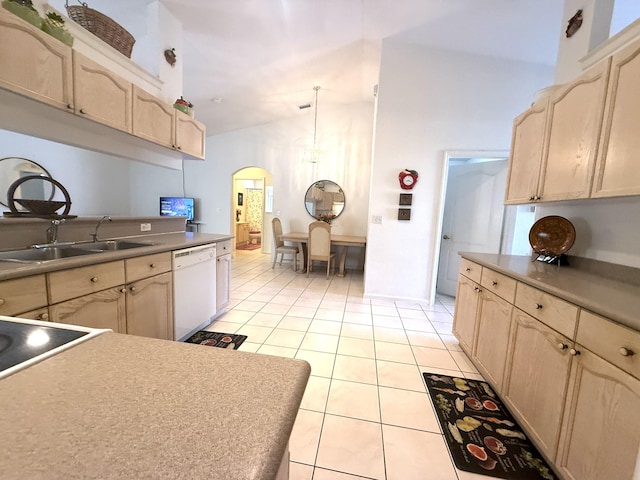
[279,232,366,277]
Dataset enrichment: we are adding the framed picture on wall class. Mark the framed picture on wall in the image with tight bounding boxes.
[237,192,243,206]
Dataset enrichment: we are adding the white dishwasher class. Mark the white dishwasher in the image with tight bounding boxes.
[172,244,217,341]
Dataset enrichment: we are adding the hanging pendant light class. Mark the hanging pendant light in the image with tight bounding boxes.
[305,85,322,164]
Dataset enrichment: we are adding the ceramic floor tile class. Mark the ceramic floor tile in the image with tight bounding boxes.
[315,415,385,480]
[234,300,267,312]
[278,316,313,332]
[259,303,292,315]
[397,307,429,319]
[235,324,274,343]
[420,366,464,377]
[371,305,399,317]
[343,312,373,325]
[325,380,380,422]
[395,301,428,310]
[337,323,372,341]
[288,306,318,319]
[450,350,479,373]
[382,424,459,480]
[412,346,459,371]
[431,321,455,335]
[373,326,409,344]
[376,360,426,392]
[401,317,436,333]
[288,462,314,480]
[289,409,324,465]
[245,293,275,303]
[295,350,336,378]
[247,312,283,327]
[295,297,323,308]
[313,468,377,480]
[300,332,339,353]
[308,319,343,336]
[314,308,344,322]
[375,341,416,364]
[428,311,454,322]
[379,386,440,432]
[238,342,261,353]
[257,344,297,358]
[204,321,241,334]
[332,355,377,385]
[318,300,347,310]
[264,328,306,348]
[270,295,299,306]
[372,315,405,329]
[300,376,331,412]
[345,303,371,314]
[216,310,255,324]
[406,330,446,349]
[439,334,463,351]
[337,337,375,359]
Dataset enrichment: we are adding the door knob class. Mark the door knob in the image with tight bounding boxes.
[443,235,450,240]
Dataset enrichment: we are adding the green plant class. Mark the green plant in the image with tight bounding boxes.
[45,11,65,27]
[7,0,36,10]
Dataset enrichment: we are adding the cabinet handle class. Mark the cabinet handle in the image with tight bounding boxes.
[177,145,182,150]
[529,196,535,201]
[473,286,482,293]
[79,108,87,114]
[466,267,471,272]
[90,277,98,283]
[492,281,498,286]
[120,288,127,293]
[38,313,49,321]
[0,299,4,306]
[535,303,543,310]
[150,263,156,268]
[569,348,580,356]
[130,286,136,292]
[558,343,568,350]
[535,196,542,201]
[619,347,634,357]
[66,104,73,110]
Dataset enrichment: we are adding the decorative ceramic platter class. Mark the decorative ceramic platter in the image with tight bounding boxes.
[528,216,576,256]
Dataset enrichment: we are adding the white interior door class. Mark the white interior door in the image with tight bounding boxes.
[436,159,508,297]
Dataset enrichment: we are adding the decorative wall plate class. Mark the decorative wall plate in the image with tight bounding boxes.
[528,216,576,256]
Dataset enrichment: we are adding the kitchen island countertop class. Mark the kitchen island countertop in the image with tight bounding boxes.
[0,331,310,479]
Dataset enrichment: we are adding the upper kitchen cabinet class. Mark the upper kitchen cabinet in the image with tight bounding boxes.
[132,85,175,149]
[73,51,132,133]
[0,7,73,111]
[538,59,610,202]
[504,99,548,204]
[592,37,640,198]
[175,110,206,159]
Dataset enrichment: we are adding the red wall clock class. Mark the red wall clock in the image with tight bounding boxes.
[399,169,418,190]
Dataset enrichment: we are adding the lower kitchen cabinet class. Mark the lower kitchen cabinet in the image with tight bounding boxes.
[49,286,127,332]
[452,274,480,354]
[556,348,640,480]
[125,272,173,340]
[502,308,573,461]
[0,274,48,316]
[473,289,512,390]
[216,253,231,313]
[17,307,50,322]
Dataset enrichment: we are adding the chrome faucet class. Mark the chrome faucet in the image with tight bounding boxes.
[91,216,112,242]
[46,219,65,244]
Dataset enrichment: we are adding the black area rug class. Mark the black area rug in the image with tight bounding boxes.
[184,331,247,350]
[423,372,557,480]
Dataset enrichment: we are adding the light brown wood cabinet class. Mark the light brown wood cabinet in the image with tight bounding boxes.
[216,241,232,314]
[0,275,48,316]
[452,272,480,354]
[592,36,640,198]
[125,271,173,340]
[0,8,73,112]
[132,85,175,149]
[236,222,250,247]
[72,51,132,133]
[175,110,206,159]
[17,307,50,322]
[48,261,125,305]
[49,286,127,332]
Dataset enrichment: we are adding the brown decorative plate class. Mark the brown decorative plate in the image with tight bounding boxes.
[529,216,576,256]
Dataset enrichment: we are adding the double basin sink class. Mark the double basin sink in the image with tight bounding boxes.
[0,240,155,264]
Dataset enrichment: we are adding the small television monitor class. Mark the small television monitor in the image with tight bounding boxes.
[160,197,195,222]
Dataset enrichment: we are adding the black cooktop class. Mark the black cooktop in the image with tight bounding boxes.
[0,320,88,374]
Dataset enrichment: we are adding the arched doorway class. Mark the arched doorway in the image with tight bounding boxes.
[232,167,273,254]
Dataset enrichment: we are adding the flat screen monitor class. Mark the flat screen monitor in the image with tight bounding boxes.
[160,197,195,222]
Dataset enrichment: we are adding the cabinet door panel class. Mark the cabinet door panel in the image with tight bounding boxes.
[503,309,572,459]
[216,254,231,312]
[556,348,640,480]
[175,110,205,159]
[48,261,125,304]
[73,51,132,132]
[452,275,479,354]
[132,86,175,148]
[505,100,548,204]
[126,272,173,340]
[0,275,47,316]
[50,287,126,332]
[540,59,610,201]
[473,290,512,390]
[593,37,640,197]
[0,8,73,110]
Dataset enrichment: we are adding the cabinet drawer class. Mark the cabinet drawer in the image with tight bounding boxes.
[515,283,578,338]
[480,268,516,303]
[577,311,640,380]
[0,275,48,316]
[48,261,125,304]
[125,252,171,283]
[17,307,50,322]
[216,240,232,257]
[459,258,482,283]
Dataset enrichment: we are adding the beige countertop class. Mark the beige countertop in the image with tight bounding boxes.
[460,253,640,332]
[0,331,310,479]
[0,232,233,281]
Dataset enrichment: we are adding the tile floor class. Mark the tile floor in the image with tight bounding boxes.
[206,249,488,480]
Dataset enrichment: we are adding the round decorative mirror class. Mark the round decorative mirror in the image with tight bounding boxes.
[304,180,345,222]
[0,157,54,208]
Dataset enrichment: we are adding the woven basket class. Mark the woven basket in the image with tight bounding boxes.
[66,3,135,57]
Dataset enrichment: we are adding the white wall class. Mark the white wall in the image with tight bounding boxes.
[365,41,554,302]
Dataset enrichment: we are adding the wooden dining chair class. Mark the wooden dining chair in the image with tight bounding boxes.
[307,221,335,279]
[272,217,299,270]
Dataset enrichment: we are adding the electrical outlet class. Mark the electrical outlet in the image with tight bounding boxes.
[140,223,151,232]
[372,215,382,224]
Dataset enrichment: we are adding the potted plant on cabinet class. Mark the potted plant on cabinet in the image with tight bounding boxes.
[41,11,73,46]
[2,0,42,28]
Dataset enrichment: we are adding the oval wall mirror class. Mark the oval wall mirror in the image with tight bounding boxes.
[304,180,345,221]
[0,157,54,208]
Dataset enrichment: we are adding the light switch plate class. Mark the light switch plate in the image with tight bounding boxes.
[140,223,152,231]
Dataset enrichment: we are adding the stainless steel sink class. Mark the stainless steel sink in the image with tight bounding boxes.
[71,240,155,251]
[0,247,97,263]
